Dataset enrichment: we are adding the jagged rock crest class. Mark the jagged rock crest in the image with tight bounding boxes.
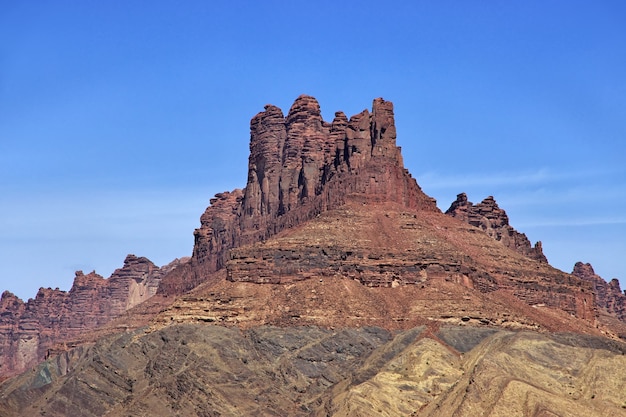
[446,192,547,263]
[174,95,437,294]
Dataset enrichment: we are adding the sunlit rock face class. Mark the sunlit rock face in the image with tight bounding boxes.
[159,96,597,326]
[174,95,437,294]
[0,255,185,379]
[573,261,626,323]
[2,324,626,417]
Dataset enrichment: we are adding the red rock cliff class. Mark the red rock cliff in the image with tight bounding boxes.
[572,262,626,322]
[0,255,182,379]
[161,96,437,294]
[446,193,547,263]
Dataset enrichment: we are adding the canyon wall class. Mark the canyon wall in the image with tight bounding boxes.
[0,255,185,379]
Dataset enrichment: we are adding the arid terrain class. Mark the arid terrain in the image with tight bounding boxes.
[1,96,625,416]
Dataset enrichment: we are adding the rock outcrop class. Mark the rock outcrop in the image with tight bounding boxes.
[573,262,626,322]
[160,96,593,327]
[445,193,547,263]
[162,95,437,294]
[0,255,184,379]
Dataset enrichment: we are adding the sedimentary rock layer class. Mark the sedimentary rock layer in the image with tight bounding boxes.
[2,324,625,417]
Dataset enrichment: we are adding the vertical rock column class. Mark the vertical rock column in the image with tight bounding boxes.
[281,95,332,211]
[371,97,399,159]
[242,105,286,220]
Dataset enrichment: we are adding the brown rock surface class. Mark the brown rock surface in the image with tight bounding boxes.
[160,97,594,329]
[161,95,438,295]
[0,255,185,379]
[158,200,597,334]
[2,324,625,417]
[573,262,626,336]
[446,193,548,262]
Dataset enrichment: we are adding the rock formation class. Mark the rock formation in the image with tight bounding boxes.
[2,96,622,416]
[573,262,626,322]
[0,255,185,379]
[446,193,547,263]
[159,96,593,326]
[163,95,437,294]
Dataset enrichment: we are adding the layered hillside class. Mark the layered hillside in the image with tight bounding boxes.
[156,199,598,335]
[2,324,625,417]
[0,255,187,379]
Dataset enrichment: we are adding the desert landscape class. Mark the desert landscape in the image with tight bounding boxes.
[1,96,625,416]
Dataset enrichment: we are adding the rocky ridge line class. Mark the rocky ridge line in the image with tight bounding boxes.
[445,192,547,263]
[0,255,187,379]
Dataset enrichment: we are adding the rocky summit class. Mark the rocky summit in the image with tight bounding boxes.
[445,193,548,263]
[1,96,626,416]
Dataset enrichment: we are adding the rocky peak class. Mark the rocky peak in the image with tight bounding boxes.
[572,262,626,322]
[573,261,595,278]
[0,291,24,312]
[371,97,399,159]
[446,194,510,228]
[172,96,439,295]
[445,192,471,222]
[446,193,547,263]
[285,94,324,127]
[609,278,624,295]
[69,270,106,293]
[110,254,159,282]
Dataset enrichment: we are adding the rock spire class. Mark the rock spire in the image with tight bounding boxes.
[177,95,438,293]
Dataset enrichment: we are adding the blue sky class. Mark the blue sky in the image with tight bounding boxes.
[1,1,625,300]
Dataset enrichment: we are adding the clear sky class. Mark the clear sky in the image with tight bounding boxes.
[1,1,625,301]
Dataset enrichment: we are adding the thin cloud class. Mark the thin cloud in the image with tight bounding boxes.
[415,167,620,190]
[518,218,626,228]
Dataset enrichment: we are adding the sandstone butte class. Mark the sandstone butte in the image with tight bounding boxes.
[1,95,626,417]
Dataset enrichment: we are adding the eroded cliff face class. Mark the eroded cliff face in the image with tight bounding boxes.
[573,262,626,322]
[0,255,185,379]
[166,95,437,294]
[160,96,595,326]
[446,193,547,263]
